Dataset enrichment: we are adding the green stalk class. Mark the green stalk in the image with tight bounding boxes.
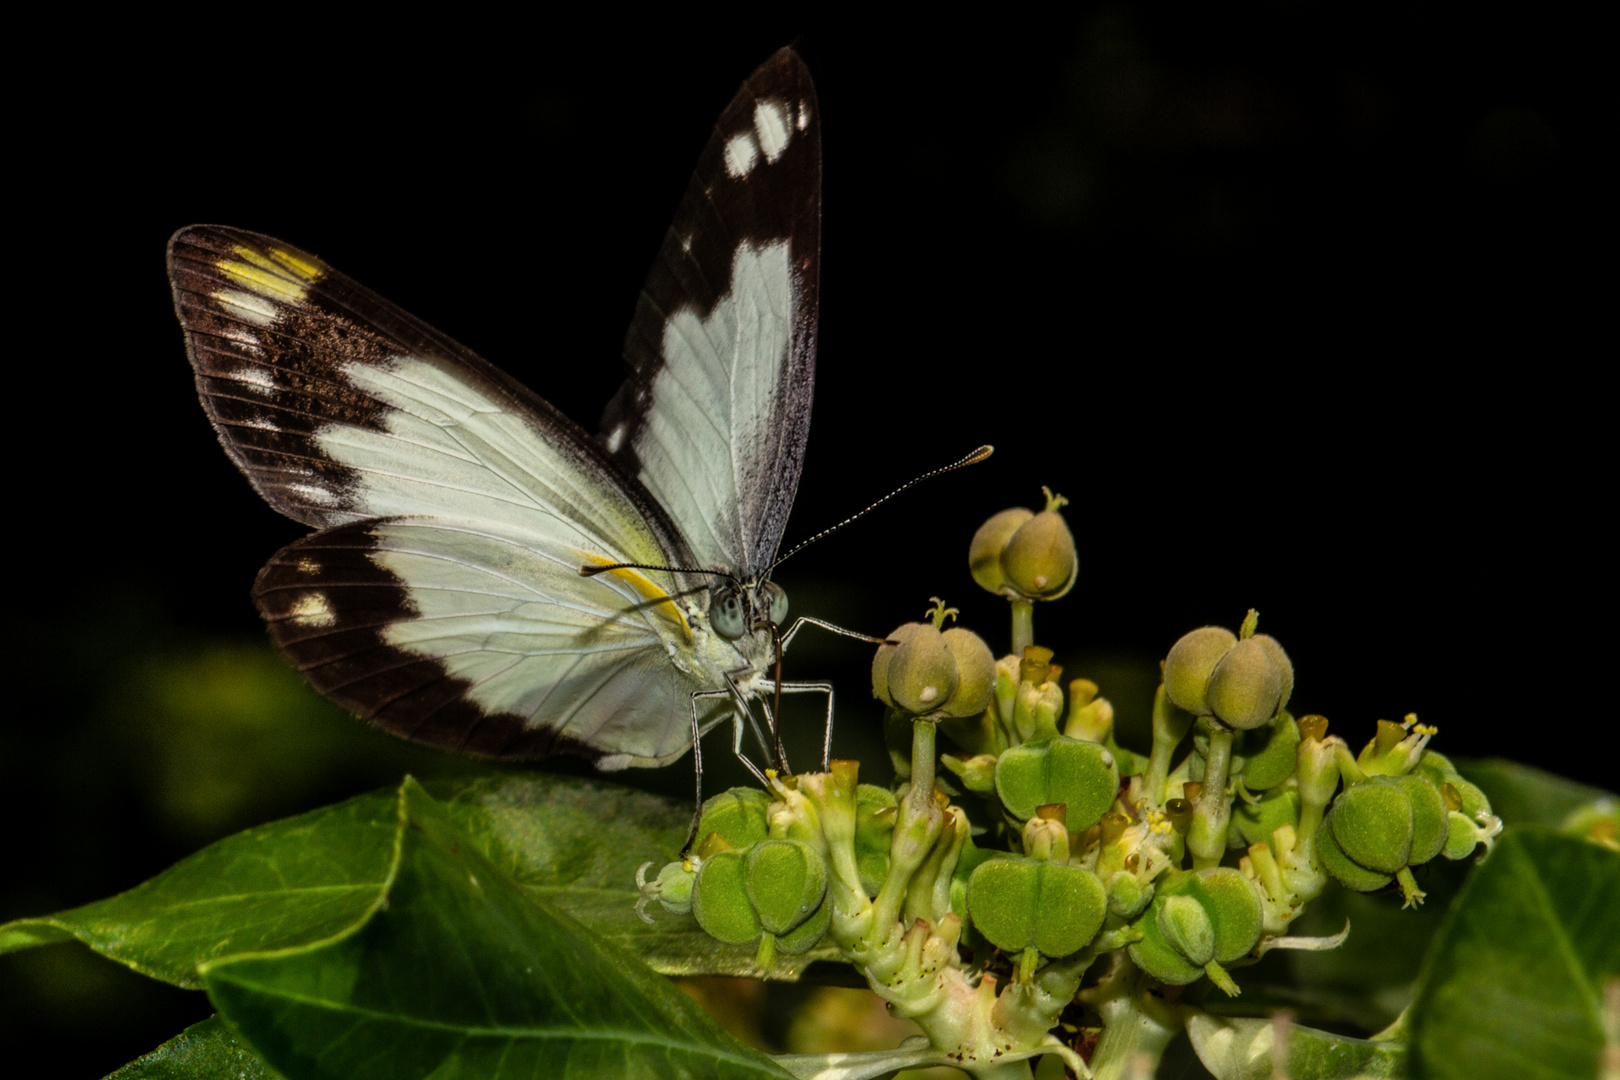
[910,719,937,809]
[1010,599,1034,658]
[1188,725,1234,869]
[1086,960,1183,1080]
[1143,686,1193,808]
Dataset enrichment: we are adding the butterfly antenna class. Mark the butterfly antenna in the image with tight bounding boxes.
[580,561,730,579]
[767,444,994,572]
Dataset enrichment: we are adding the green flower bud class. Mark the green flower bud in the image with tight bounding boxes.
[995,736,1121,830]
[1442,811,1484,860]
[1107,872,1152,919]
[1330,776,1414,874]
[871,622,926,707]
[940,627,996,718]
[1065,680,1115,743]
[1295,722,1344,808]
[1445,777,1492,818]
[854,784,897,896]
[1206,637,1284,730]
[1399,774,1450,866]
[1158,895,1216,966]
[967,857,1037,953]
[969,508,1034,595]
[1231,787,1302,849]
[638,860,697,916]
[941,752,999,793]
[1188,866,1266,963]
[692,848,762,945]
[1031,863,1108,957]
[696,787,772,852]
[1164,627,1238,716]
[1240,712,1301,790]
[1001,490,1077,600]
[745,839,828,936]
[1023,809,1070,862]
[1014,673,1065,742]
[1128,868,1264,988]
[967,856,1106,957]
[776,893,832,954]
[1314,819,1394,892]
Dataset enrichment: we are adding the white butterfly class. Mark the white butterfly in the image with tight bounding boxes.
[167,49,830,778]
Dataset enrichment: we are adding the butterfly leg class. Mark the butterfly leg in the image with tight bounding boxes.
[779,616,891,652]
[683,687,755,855]
[723,669,783,776]
[774,680,836,770]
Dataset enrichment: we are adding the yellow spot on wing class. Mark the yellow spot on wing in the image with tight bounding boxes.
[576,552,691,644]
[218,258,310,304]
[217,244,325,305]
[267,247,323,282]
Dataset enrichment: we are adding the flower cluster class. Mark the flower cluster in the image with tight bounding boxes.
[638,491,1505,1078]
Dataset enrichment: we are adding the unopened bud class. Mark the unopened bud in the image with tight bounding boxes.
[879,620,958,716]
[1001,489,1078,600]
[1206,637,1284,730]
[1164,626,1238,716]
[940,627,996,718]
[969,507,1034,595]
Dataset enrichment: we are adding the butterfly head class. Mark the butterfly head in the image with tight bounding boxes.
[710,579,788,640]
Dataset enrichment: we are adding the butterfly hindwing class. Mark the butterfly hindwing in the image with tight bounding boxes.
[253,518,729,766]
[601,47,820,577]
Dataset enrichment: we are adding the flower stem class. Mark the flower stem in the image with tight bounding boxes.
[1011,599,1034,658]
[1085,958,1183,1080]
[1188,725,1234,868]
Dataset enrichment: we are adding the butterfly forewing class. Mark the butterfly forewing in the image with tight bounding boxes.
[169,226,692,575]
[601,47,820,578]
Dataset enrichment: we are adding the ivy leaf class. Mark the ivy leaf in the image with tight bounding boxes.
[1408,827,1620,1080]
[1,775,837,985]
[1,794,398,988]
[1185,1013,1404,1079]
[202,778,791,1080]
[104,1015,279,1079]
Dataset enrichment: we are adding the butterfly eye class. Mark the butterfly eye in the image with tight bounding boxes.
[711,586,747,640]
[762,581,789,626]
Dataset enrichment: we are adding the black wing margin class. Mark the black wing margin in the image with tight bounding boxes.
[599,48,821,577]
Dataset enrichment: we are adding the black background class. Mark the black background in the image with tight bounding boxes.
[3,8,1607,1075]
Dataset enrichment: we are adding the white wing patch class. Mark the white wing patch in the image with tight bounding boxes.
[753,101,790,161]
[724,132,760,178]
[636,240,793,570]
[723,99,794,178]
[311,355,670,572]
[367,521,720,765]
[213,289,280,327]
[289,592,336,628]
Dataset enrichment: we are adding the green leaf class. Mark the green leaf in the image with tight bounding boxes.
[2,794,399,987]
[1,774,839,984]
[1408,827,1620,1080]
[1456,758,1616,828]
[104,1015,279,1079]
[202,779,791,1080]
[1185,1012,1404,1079]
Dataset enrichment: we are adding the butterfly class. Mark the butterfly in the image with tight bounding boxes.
[167,49,831,779]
